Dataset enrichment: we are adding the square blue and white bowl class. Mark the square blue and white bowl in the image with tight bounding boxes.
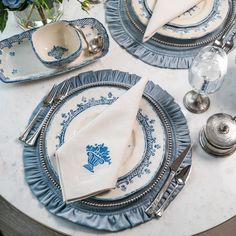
[31,21,82,68]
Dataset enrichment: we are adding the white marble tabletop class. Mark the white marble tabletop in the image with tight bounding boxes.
[0,1,236,235]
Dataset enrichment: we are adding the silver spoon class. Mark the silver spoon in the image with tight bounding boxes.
[213,16,236,49]
[74,26,104,54]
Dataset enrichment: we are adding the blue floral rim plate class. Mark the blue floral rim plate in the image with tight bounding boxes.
[136,0,230,39]
[0,18,109,83]
[105,0,236,69]
[23,70,191,231]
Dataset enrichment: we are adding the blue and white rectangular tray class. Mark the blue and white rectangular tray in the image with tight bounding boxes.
[0,18,109,83]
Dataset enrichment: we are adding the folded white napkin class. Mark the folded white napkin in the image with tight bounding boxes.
[55,78,147,202]
[143,0,203,42]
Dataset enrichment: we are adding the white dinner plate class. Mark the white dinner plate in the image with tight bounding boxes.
[131,0,230,39]
[45,85,166,200]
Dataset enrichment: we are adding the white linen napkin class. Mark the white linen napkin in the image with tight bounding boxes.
[55,77,147,202]
[143,0,203,42]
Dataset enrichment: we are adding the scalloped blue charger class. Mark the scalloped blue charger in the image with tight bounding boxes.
[105,0,236,69]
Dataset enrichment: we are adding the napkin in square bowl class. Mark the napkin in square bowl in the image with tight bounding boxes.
[143,0,203,42]
[55,77,147,202]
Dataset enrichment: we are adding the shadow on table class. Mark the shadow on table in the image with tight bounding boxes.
[211,60,236,114]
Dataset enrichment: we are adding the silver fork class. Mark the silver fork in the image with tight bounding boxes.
[25,81,71,146]
[19,84,58,142]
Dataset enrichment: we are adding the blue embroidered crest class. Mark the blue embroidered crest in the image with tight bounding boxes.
[83,144,111,173]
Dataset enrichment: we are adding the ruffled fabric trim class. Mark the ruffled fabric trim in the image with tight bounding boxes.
[105,0,196,69]
[105,0,236,69]
[23,69,191,231]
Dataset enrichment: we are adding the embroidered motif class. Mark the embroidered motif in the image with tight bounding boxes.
[56,93,161,190]
[83,144,111,173]
[48,46,68,60]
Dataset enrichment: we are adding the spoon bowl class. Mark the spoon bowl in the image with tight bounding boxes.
[73,26,104,54]
[88,36,104,54]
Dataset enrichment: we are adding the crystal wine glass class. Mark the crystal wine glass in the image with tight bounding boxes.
[183,45,228,114]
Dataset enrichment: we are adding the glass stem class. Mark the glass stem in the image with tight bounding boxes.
[36,5,47,25]
[25,3,35,28]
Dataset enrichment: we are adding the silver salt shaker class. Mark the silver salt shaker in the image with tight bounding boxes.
[199,113,236,157]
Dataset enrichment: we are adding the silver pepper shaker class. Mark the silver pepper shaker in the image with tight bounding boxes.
[199,113,236,157]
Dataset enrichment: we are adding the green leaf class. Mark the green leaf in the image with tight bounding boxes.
[0,9,8,32]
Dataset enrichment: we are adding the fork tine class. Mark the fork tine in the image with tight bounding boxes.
[53,81,70,102]
[54,83,66,101]
[45,84,58,104]
[61,81,70,96]
[60,81,71,98]
[64,82,71,97]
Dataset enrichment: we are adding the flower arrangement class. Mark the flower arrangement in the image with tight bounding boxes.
[0,0,92,32]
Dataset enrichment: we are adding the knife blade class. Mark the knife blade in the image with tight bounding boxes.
[145,144,191,216]
[155,165,191,217]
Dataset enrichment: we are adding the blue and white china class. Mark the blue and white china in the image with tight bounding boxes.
[23,70,192,231]
[31,21,82,67]
[0,18,109,83]
[46,84,166,200]
[106,0,236,69]
[133,0,230,40]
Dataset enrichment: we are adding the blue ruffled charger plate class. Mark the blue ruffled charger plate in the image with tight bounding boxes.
[105,0,236,69]
[23,70,191,231]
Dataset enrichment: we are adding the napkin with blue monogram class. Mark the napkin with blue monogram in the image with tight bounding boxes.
[55,78,147,202]
[143,0,203,42]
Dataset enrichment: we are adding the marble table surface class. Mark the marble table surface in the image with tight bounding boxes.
[1,1,236,235]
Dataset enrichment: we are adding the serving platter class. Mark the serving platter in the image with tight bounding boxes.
[23,70,191,231]
[132,0,230,39]
[0,18,109,84]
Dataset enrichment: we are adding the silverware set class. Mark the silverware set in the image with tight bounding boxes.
[145,145,192,217]
[19,81,71,146]
[145,16,235,217]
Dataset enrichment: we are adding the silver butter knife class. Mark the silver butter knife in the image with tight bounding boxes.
[145,144,191,217]
[155,165,191,217]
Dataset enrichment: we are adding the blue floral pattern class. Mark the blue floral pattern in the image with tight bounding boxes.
[56,92,160,191]
[48,46,68,60]
[0,18,109,83]
[139,0,223,33]
[84,144,111,173]
[56,93,118,147]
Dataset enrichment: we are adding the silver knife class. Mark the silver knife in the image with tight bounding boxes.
[155,165,191,217]
[145,144,191,216]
